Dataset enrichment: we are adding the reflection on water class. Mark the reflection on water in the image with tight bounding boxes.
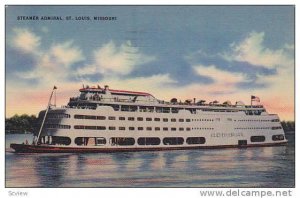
[6,133,295,187]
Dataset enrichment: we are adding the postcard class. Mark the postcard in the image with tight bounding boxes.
[5,5,295,191]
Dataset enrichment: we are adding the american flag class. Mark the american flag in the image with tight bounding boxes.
[251,95,260,102]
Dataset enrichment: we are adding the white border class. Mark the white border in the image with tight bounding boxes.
[1,1,298,198]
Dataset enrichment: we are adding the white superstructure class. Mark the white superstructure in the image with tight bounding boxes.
[35,85,287,151]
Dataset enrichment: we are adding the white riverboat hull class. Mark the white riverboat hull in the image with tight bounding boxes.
[11,86,288,153]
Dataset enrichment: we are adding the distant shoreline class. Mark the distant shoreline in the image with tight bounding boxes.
[5,131,33,134]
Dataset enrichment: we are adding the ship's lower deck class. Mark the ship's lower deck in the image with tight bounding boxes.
[10,141,288,153]
[32,127,287,150]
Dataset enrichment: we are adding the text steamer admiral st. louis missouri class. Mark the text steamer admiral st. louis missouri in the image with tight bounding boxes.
[10,85,287,153]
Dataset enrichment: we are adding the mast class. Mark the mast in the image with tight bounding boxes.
[34,86,57,145]
[54,88,56,107]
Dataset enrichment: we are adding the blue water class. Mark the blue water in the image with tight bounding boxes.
[5,132,295,187]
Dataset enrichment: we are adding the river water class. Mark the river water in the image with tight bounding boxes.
[5,132,295,187]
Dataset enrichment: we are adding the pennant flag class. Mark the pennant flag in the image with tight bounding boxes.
[53,86,57,90]
[251,95,260,102]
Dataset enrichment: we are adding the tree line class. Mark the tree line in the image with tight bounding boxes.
[5,114,38,134]
[5,114,295,134]
[281,121,295,132]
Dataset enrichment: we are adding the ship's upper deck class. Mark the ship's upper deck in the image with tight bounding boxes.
[70,85,158,105]
[65,85,267,115]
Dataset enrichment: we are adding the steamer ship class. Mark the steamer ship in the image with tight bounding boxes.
[10,85,287,153]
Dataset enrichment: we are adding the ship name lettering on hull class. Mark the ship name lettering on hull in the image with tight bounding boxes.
[211,132,244,138]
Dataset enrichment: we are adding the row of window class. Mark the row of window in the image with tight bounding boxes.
[250,135,285,142]
[74,115,106,120]
[47,113,71,119]
[52,114,258,123]
[235,126,282,130]
[45,124,282,131]
[68,102,268,115]
[73,125,192,131]
[47,113,280,122]
[244,111,263,115]
[202,109,239,113]
[74,114,192,122]
[48,113,278,124]
[45,124,71,129]
[74,136,206,146]
[237,119,279,122]
[192,127,214,130]
[45,124,281,131]
[120,106,186,113]
[39,134,285,146]
[192,119,214,122]
[272,126,283,130]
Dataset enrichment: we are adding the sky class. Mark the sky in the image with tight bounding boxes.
[5,5,295,120]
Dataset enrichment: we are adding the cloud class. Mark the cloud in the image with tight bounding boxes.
[15,41,84,85]
[6,28,294,121]
[9,28,157,90]
[9,28,85,85]
[6,73,177,118]
[223,32,293,69]
[11,28,41,54]
[254,62,294,120]
[101,73,176,92]
[76,40,156,76]
[7,28,162,117]
[284,43,294,51]
[221,31,294,120]
[240,33,294,103]
[193,64,248,86]
[49,41,84,67]
[182,31,294,120]
[188,64,249,96]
